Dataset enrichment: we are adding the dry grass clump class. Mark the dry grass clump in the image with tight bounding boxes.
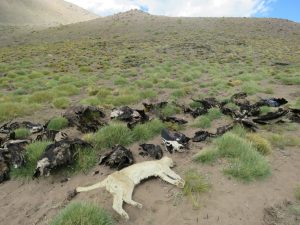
[246,133,272,155]
[183,169,210,207]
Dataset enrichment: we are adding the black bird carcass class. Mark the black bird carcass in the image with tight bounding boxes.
[110,106,149,129]
[0,140,30,183]
[63,106,106,133]
[161,128,190,153]
[99,145,134,170]
[139,144,163,159]
[33,139,92,178]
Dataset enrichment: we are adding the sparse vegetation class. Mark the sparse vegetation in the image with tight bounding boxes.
[195,132,270,182]
[265,133,300,149]
[51,202,115,225]
[183,169,210,207]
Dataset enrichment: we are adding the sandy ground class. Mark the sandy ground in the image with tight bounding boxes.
[0,130,299,225]
[0,81,299,225]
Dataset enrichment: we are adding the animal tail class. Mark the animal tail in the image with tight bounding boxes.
[76,178,107,193]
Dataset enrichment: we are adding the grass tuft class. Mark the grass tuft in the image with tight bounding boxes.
[193,116,211,128]
[14,128,31,139]
[159,104,181,117]
[207,108,222,120]
[266,133,300,149]
[93,120,165,149]
[0,102,39,122]
[131,119,165,142]
[52,97,70,109]
[246,133,272,155]
[72,148,98,173]
[93,123,133,149]
[183,169,210,207]
[51,202,115,225]
[195,132,270,182]
[193,148,219,164]
[47,117,69,130]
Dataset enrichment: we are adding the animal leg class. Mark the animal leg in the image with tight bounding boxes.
[123,188,143,209]
[158,170,185,188]
[165,168,184,181]
[112,193,129,220]
[158,172,179,186]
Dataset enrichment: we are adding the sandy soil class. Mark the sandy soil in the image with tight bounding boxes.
[0,127,299,225]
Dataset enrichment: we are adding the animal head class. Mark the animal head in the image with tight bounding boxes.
[160,156,174,167]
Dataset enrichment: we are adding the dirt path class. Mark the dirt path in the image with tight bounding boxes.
[0,136,299,225]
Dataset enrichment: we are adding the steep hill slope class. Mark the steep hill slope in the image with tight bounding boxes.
[0,0,98,26]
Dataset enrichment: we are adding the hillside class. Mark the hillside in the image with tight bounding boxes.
[0,0,98,26]
[0,10,300,225]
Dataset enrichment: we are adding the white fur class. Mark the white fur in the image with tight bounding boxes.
[76,156,185,220]
[162,139,184,152]
[36,158,50,176]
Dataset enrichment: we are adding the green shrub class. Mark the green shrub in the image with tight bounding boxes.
[189,101,202,109]
[195,132,270,182]
[52,97,70,109]
[54,84,80,96]
[28,91,54,103]
[93,123,133,149]
[140,90,157,99]
[241,81,262,95]
[11,141,51,178]
[72,148,98,173]
[207,108,222,120]
[132,119,165,142]
[79,66,93,73]
[106,94,140,106]
[193,148,219,164]
[159,104,180,117]
[51,202,115,225]
[0,102,39,122]
[47,117,69,130]
[114,77,128,86]
[193,116,211,128]
[14,128,31,139]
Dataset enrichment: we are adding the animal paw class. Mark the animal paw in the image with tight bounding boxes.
[176,180,185,188]
[121,212,129,220]
[136,203,143,209]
